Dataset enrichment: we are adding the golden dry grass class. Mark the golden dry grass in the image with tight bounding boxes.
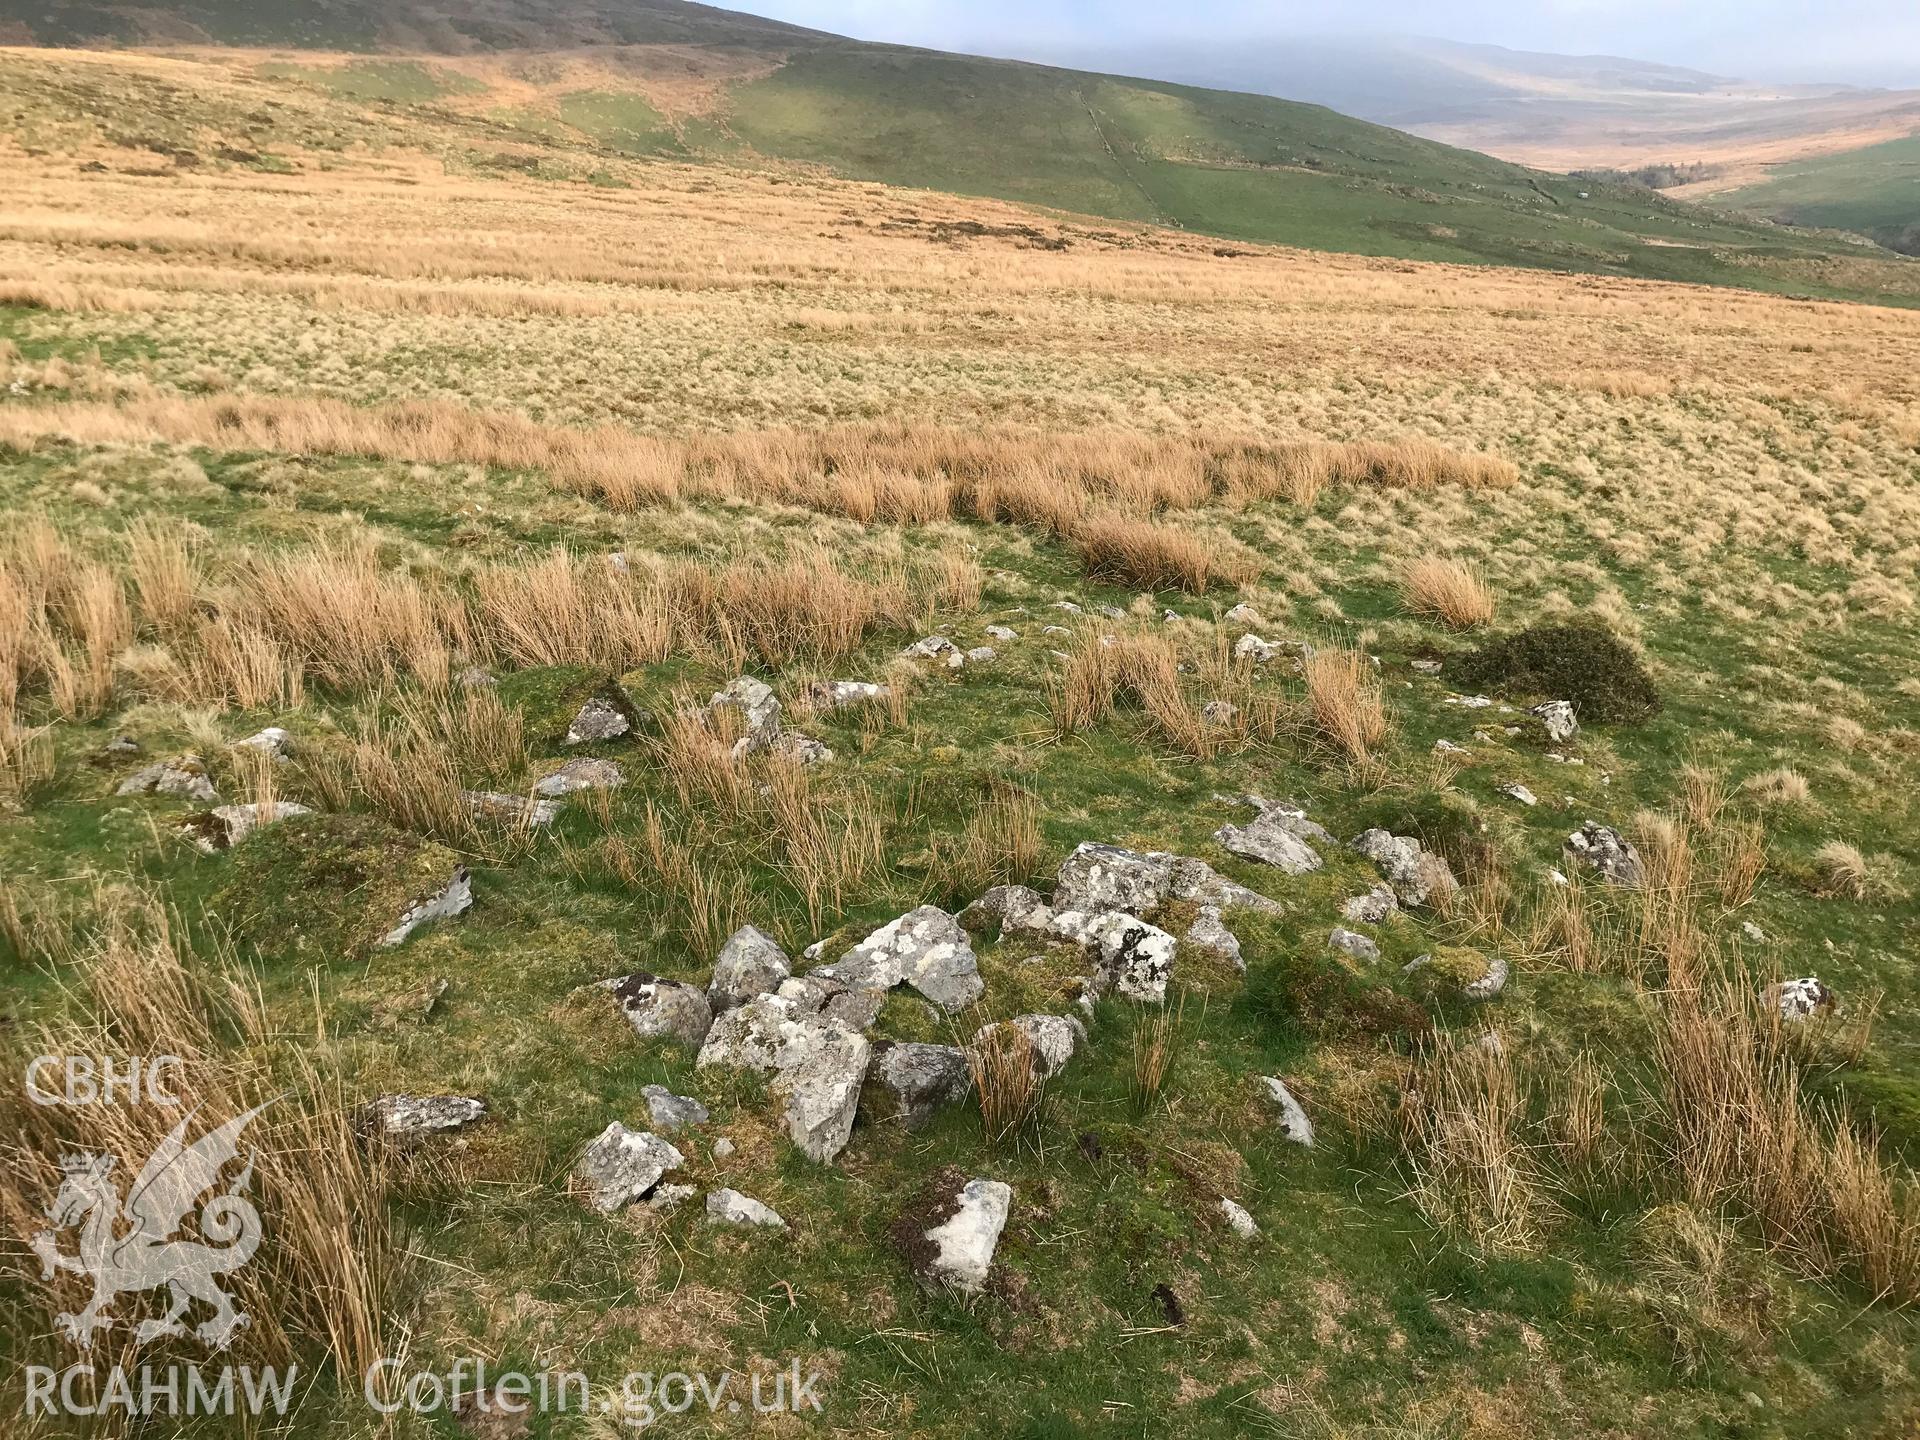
[1301,646,1390,765]
[1397,555,1496,630]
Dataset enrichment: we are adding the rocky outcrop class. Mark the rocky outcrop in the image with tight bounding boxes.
[1213,809,1324,875]
[804,679,889,711]
[575,1124,684,1213]
[709,676,784,757]
[970,1015,1083,1080]
[1219,1198,1259,1240]
[1053,842,1280,919]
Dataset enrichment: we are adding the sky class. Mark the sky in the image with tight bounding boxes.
[729,0,1920,88]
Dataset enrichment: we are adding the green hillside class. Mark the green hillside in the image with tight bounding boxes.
[3,0,1916,301]
[1719,133,1920,257]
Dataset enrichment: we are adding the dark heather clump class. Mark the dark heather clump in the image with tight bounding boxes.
[1454,617,1660,724]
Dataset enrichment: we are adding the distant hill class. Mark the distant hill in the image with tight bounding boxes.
[1,0,1912,301]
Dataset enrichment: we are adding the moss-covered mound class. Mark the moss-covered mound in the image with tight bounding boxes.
[210,811,467,959]
[1455,617,1661,724]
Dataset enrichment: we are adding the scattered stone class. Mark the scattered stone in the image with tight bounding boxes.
[1223,603,1264,627]
[647,1183,697,1213]
[1053,842,1283,919]
[707,1188,786,1228]
[232,726,293,761]
[921,1178,1011,1293]
[180,800,312,853]
[1043,624,1072,637]
[533,757,626,798]
[984,624,1019,641]
[380,867,473,947]
[366,1094,486,1140]
[770,731,834,765]
[1328,927,1381,963]
[1053,600,1083,614]
[1444,694,1494,709]
[1201,700,1238,726]
[872,1042,973,1129]
[1185,905,1243,971]
[1564,821,1646,888]
[1741,921,1768,943]
[1096,604,1126,620]
[956,884,1055,941]
[1410,659,1443,675]
[1433,738,1469,755]
[456,666,496,689]
[1341,885,1399,925]
[1213,810,1324,875]
[965,646,997,664]
[1219,1198,1260,1240]
[710,925,791,1012]
[819,906,983,1012]
[712,1137,736,1159]
[1260,1076,1315,1147]
[1233,634,1284,664]
[602,973,715,1048]
[709,676,784,757]
[1083,912,1177,1002]
[1234,796,1335,845]
[117,755,218,804]
[564,696,630,746]
[1350,828,1459,908]
[804,679,889,711]
[1774,976,1836,1020]
[1498,782,1539,807]
[575,1124,684,1213]
[641,1084,709,1132]
[104,734,141,756]
[1531,700,1580,743]
[902,635,964,668]
[464,791,559,828]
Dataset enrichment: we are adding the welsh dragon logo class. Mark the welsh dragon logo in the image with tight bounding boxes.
[29,1102,272,1349]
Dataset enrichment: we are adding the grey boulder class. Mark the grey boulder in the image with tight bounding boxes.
[921,1178,1012,1294]
[641,1084,710,1133]
[380,866,473,948]
[709,924,791,1012]
[871,1042,973,1129]
[576,1124,684,1213]
[817,906,983,1012]
[707,1188,786,1229]
[603,973,715,1048]
[1564,822,1646,888]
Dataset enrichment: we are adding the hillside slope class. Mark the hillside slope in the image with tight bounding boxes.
[0,0,1913,300]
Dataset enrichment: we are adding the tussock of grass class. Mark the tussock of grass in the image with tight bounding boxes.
[1301,645,1389,764]
[1397,555,1495,630]
[1075,512,1251,594]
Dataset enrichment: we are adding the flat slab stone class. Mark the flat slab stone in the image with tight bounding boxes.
[576,1124,684,1213]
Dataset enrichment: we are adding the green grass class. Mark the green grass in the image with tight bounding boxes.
[552,89,683,156]
[257,59,484,104]
[722,46,1905,300]
[3,438,1918,1436]
[1720,132,1920,256]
